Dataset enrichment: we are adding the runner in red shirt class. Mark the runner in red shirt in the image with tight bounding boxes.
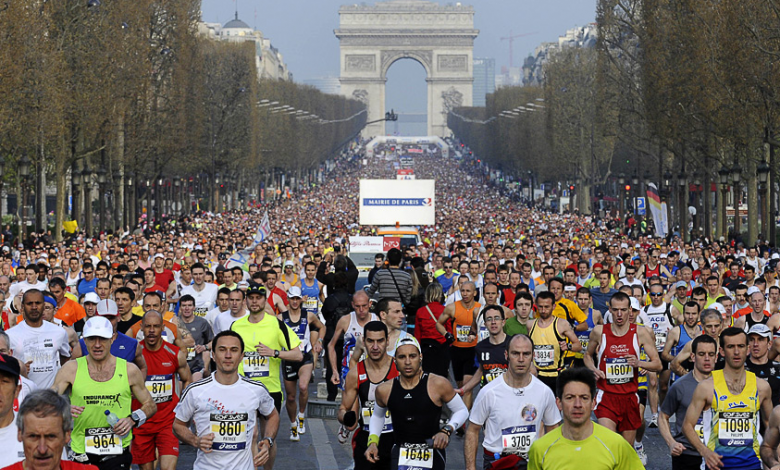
[131,311,191,470]
[583,291,661,445]
[3,389,99,470]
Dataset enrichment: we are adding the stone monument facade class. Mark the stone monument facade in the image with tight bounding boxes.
[335,0,478,137]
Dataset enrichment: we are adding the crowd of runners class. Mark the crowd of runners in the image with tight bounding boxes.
[1,145,780,470]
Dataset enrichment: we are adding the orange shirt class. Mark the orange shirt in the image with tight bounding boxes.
[55,298,86,326]
[129,318,179,343]
[733,307,770,319]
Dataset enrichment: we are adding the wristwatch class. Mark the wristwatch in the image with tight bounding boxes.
[262,437,275,448]
[273,350,280,358]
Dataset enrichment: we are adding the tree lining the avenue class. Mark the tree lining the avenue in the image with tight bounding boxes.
[450,0,780,246]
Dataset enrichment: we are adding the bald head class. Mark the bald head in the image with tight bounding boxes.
[352,290,370,303]
[142,309,163,326]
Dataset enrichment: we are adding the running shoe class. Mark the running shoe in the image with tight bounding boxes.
[298,414,306,434]
[635,443,647,466]
[337,424,351,444]
[290,426,300,442]
[648,414,658,428]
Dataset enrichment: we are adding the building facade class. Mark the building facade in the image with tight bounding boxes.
[198,14,292,81]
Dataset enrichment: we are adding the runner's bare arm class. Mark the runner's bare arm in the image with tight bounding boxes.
[309,312,324,354]
[558,320,582,353]
[583,325,603,378]
[328,316,350,384]
[661,327,680,363]
[337,366,359,425]
[670,342,693,376]
[457,367,483,395]
[759,378,774,430]
[177,347,192,389]
[51,360,77,394]
[435,304,455,337]
[682,379,720,469]
[173,417,214,453]
[128,361,157,419]
[636,326,662,372]
[133,341,148,378]
[760,407,780,469]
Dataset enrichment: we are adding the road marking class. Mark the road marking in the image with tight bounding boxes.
[310,418,340,470]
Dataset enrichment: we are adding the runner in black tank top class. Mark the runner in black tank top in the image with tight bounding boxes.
[339,321,397,470]
[364,336,470,470]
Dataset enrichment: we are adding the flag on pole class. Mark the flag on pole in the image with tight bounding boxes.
[251,212,271,248]
[646,183,668,238]
[226,212,272,271]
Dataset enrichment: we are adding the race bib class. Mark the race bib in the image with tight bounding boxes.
[84,428,122,456]
[695,417,705,444]
[186,347,196,361]
[501,425,536,456]
[718,412,753,447]
[398,444,433,470]
[194,307,208,317]
[533,345,555,368]
[478,325,489,342]
[303,297,318,312]
[605,357,633,384]
[210,413,248,451]
[361,401,393,433]
[456,324,471,343]
[484,367,506,383]
[242,351,270,378]
[577,334,589,351]
[146,374,173,403]
[655,333,667,349]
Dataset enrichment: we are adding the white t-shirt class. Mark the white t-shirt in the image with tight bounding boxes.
[18,375,37,407]
[212,311,249,336]
[6,321,71,389]
[182,284,219,317]
[469,375,560,457]
[0,414,25,467]
[174,374,276,470]
[204,307,227,331]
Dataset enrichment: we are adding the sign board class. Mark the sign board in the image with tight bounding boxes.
[359,179,435,225]
[349,236,384,253]
[397,169,415,180]
[636,197,646,216]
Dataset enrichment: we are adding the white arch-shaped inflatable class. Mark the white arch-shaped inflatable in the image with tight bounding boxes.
[365,136,450,159]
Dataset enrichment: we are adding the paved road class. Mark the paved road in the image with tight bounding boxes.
[175,364,674,469]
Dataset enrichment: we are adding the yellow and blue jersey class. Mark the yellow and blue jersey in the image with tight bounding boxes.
[703,370,761,470]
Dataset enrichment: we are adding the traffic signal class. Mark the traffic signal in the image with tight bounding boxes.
[569,185,574,191]
[624,184,631,191]
[477,159,481,163]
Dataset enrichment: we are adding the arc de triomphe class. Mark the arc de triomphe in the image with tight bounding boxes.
[335,0,479,137]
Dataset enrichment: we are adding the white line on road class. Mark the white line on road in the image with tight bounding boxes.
[310,418,341,470]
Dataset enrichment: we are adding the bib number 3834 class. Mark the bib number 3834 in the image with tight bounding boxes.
[398,444,433,470]
[85,428,122,455]
[210,413,248,451]
[533,345,555,368]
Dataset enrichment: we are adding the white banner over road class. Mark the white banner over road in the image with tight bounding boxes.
[359,179,435,225]
[348,236,385,253]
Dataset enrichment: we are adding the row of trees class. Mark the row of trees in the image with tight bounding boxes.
[450,0,780,245]
[0,0,365,239]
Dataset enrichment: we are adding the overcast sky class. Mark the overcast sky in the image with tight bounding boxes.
[201,0,596,135]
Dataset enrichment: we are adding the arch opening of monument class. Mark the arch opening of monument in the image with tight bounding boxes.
[335,0,479,138]
[385,58,428,136]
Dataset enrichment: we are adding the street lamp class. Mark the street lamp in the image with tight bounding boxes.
[718,166,730,186]
[718,165,730,239]
[95,168,107,231]
[18,153,30,241]
[731,161,742,237]
[731,162,742,184]
[663,171,672,189]
[758,159,770,184]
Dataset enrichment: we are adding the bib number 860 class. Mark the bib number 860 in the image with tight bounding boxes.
[219,421,243,436]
